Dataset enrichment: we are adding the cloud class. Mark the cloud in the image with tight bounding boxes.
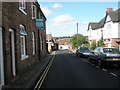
[41,5,54,16]
[51,3,63,8]
[79,21,89,25]
[51,14,77,25]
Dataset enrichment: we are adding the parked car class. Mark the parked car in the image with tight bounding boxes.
[89,47,120,67]
[76,46,92,58]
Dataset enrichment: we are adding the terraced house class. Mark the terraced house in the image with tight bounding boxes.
[88,8,120,48]
[0,0,47,88]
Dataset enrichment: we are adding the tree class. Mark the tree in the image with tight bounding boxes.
[70,34,88,49]
[97,36,105,47]
[91,41,97,50]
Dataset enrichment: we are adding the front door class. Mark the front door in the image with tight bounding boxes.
[0,27,4,87]
[9,29,16,77]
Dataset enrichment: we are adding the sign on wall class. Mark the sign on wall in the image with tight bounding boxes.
[36,19,44,29]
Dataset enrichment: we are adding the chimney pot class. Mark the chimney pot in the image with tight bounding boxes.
[106,8,113,12]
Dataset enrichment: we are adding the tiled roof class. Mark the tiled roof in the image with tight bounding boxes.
[96,17,106,29]
[107,9,120,22]
[88,22,99,30]
[56,38,70,45]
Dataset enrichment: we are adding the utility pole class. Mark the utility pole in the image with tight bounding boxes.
[77,23,78,46]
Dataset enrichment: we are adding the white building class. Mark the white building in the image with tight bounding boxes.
[88,8,120,48]
[103,8,120,47]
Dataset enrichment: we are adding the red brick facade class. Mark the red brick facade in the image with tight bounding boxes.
[2,2,47,84]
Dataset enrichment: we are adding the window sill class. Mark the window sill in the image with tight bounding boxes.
[21,55,29,60]
[31,17,36,21]
[19,8,27,15]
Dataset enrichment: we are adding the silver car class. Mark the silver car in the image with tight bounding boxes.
[76,46,92,58]
[89,47,120,67]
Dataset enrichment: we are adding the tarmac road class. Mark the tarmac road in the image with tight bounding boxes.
[40,50,119,88]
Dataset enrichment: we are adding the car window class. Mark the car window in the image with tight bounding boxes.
[103,48,120,54]
[94,48,98,52]
[80,47,89,50]
[97,48,101,52]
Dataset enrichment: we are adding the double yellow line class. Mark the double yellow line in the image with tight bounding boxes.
[34,51,55,90]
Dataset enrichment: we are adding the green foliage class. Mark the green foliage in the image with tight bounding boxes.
[97,36,105,47]
[91,42,97,50]
[83,43,90,48]
[53,36,71,40]
[70,34,88,49]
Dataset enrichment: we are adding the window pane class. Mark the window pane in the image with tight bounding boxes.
[20,36,26,56]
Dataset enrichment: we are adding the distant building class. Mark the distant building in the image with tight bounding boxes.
[88,8,120,48]
[46,34,58,53]
[56,38,72,49]
[0,0,47,87]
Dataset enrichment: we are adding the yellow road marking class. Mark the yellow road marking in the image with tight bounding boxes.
[34,51,55,90]
[38,60,53,89]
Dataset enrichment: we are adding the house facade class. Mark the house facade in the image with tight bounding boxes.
[103,8,120,47]
[46,34,54,53]
[56,38,72,50]
[0,0,47,87]
[88,8,120,48]
[88,22,101,45]
[46,34,58,52]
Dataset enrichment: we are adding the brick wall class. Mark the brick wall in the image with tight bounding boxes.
[111,38,120,48]
[2,2,47,84]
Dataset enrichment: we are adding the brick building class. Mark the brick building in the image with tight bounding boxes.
[0,0,47,87]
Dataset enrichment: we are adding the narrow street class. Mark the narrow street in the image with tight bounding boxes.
[36,50,120,88]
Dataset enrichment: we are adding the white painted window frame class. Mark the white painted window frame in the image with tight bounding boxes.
[20,35,28,60]
[19,0,27,15]
[20,25,28,60]
[31,3,37,19]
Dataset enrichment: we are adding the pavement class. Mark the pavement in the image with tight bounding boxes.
[2,52,54,89]
[69,49,76,53]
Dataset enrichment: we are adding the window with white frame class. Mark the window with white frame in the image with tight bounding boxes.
[19,0,27,15]
[32,32,35,55]
[20,36,26,55]
[20,25,28,60]
[31,3,36,19]
[19,0,26,10]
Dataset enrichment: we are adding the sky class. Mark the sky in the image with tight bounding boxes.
[38,1,119,37]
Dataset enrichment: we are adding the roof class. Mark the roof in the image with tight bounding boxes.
[106,9,120,22]
[56,38,70,45]
[46,34,52,40]
[87,22,99,31]
[96,17,106,29]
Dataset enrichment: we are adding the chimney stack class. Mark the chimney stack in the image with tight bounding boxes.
[106,8,113,12]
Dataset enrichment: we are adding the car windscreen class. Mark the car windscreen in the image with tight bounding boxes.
[80,47,91,53]
[80,47,89,50]
[103,48,120,54]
